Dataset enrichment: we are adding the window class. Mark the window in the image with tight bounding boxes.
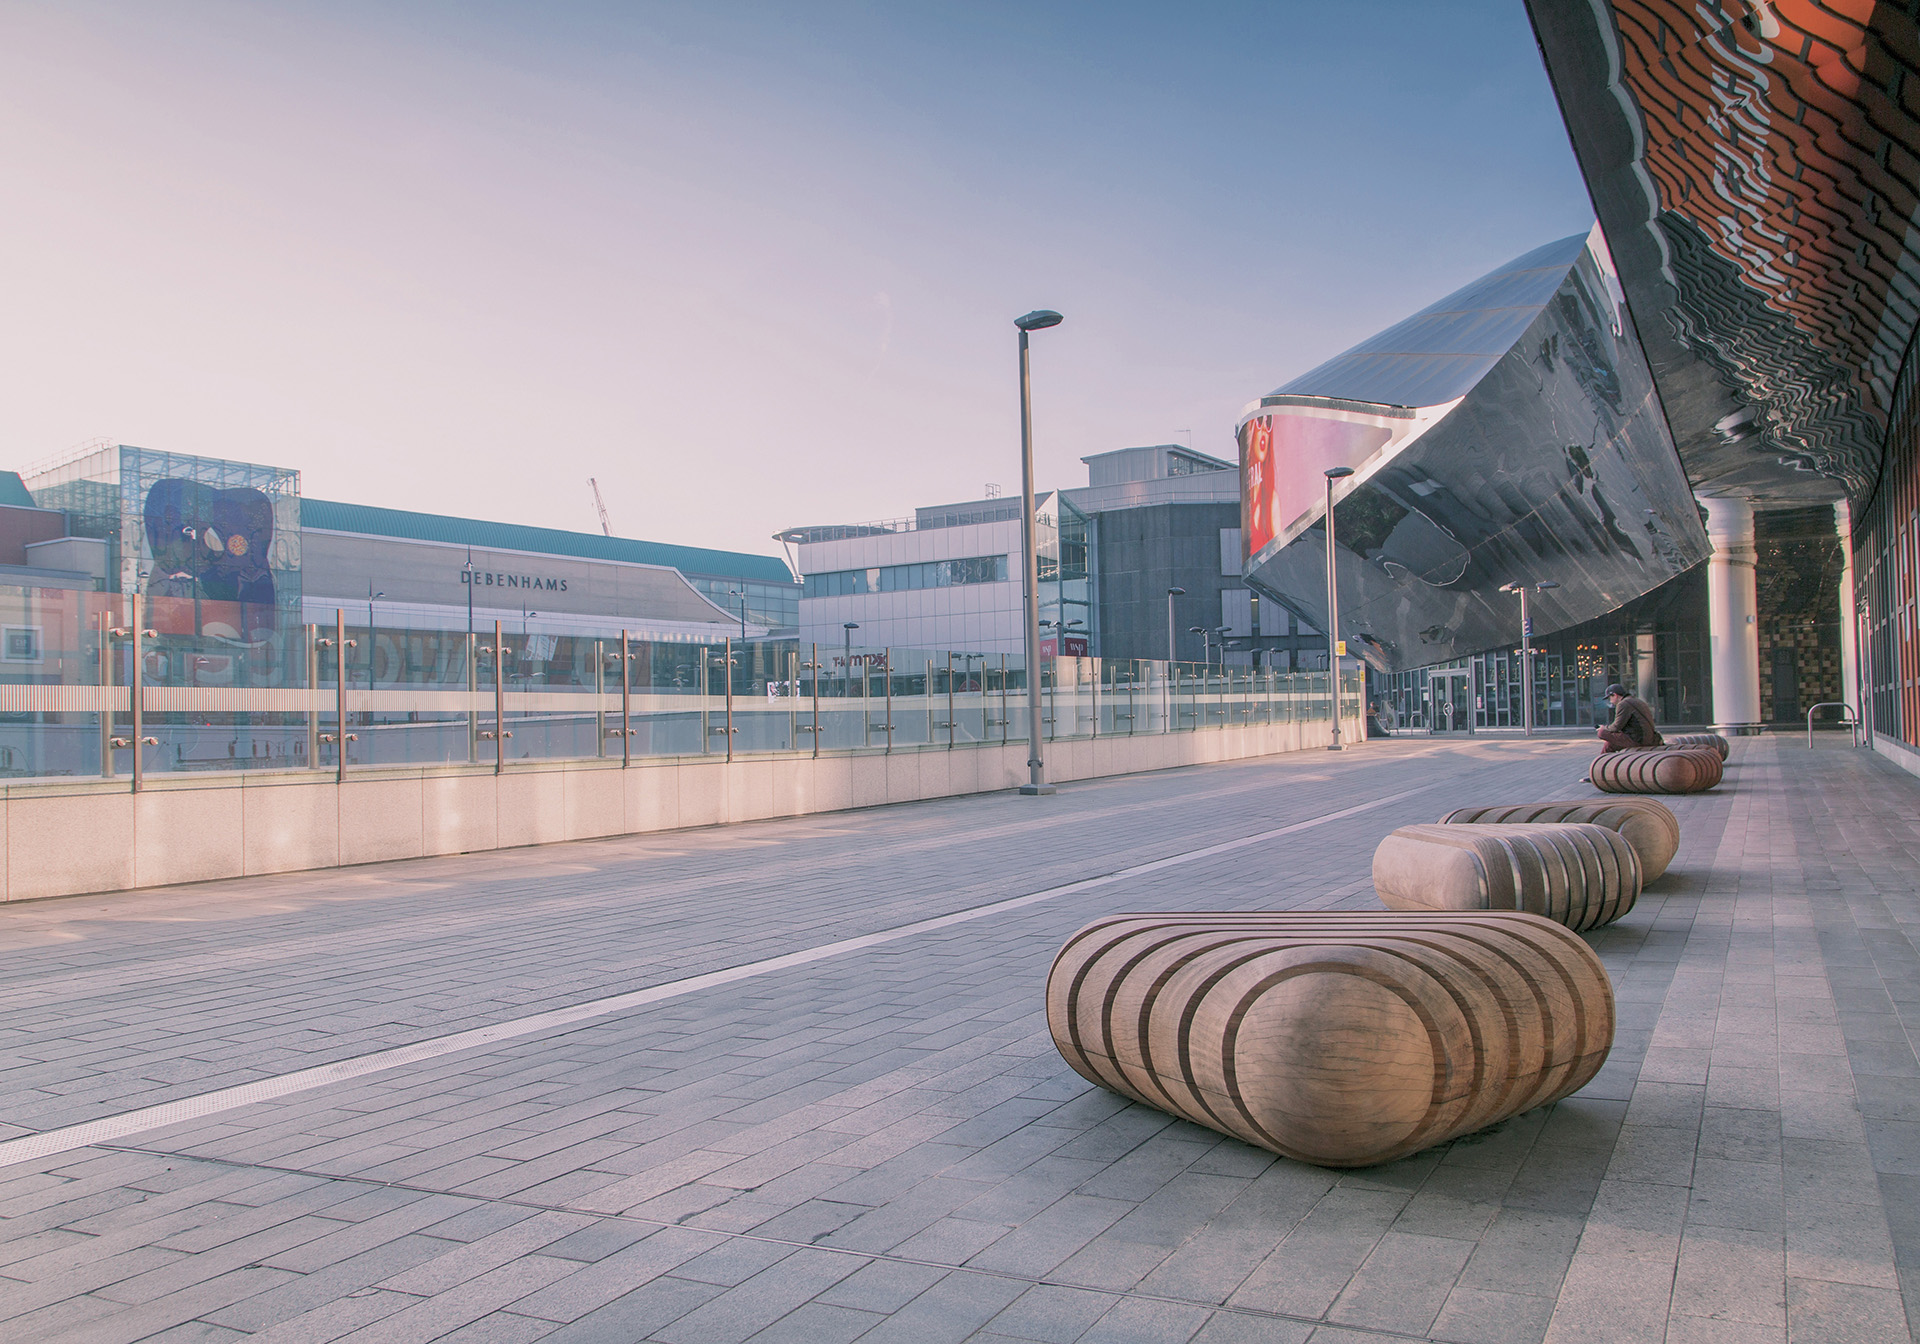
[804,555,1008,598]
[2,626,42,663]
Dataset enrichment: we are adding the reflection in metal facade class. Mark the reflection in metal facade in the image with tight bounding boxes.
[1239,229,1709,671]
[1529,0,1908,509]
[1528,2,1920,753]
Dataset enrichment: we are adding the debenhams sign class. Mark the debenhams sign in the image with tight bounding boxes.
[463,570,569,592]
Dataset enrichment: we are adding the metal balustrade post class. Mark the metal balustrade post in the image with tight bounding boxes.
[620,631,632,765]
[494,619,505,774]
[947,652,955,747]
[336,609,348,783]
[97,613,112,779]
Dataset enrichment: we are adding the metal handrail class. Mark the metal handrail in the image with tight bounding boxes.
[1806,702,1860,749]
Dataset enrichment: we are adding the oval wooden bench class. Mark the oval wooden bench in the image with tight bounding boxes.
[1439,799,1680,881]
[1665,732,1730,760]
[1590,746,1722,794]
[1372,822,1640,930]
[1046,910,1615,1168]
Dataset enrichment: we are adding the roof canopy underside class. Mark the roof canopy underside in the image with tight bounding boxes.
[1528,0,1920,510]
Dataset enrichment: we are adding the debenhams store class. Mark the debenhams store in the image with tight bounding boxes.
[7,445,797,680]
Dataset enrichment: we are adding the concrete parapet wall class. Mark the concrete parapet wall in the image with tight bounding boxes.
[2,714,1361,901]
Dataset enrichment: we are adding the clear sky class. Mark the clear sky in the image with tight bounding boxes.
[0,1,1593,564]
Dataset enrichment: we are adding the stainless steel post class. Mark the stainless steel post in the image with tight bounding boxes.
[947,652,955,747]
[811,641,820,757]
[493,619,505,774]
[307,625,320,769]
[724,636,734,762]
[595,638,606,758]
[466,631,478,763]
[98,613,112,778]
[621,630,632,766]
[336,608,348,783]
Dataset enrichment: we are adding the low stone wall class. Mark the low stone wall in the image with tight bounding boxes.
[1,713,1361,901]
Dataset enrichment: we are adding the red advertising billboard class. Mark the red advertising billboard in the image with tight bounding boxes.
[1240,412,1393,562]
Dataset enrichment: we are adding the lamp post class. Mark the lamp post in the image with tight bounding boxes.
[463,549,475,644]
[1324,466,1354,750]
[1500,579,1560,736]
[366,584,384,691]
[728,587,749,639]
[1165,586,1185,662]
[1189,625,1209,665]
[843,621,859,696]
[1015,308,1063,796]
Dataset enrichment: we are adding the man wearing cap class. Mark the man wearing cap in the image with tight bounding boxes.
[1597,683,1662,754]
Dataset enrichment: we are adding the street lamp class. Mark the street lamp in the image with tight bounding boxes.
[1015,307,1063,796]
[1500,579,1560,736]
[366,584,384,691]
[843,621,859,696]
[1324,466,1354,751]
[1165,586,1185,663]
[728,587,749,640]
[1214,625,1231,669]
[1189,625,1209,666]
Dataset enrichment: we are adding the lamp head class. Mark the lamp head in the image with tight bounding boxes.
[1536,580,1560,591]
[1014,310,1064,332]
[1324,466,1355,480]
[1167,586,1186,596]
[843,622,859,631]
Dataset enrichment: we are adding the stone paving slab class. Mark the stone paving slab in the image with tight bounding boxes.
[0,734,1916,1341]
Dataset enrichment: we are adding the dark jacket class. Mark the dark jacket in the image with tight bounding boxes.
[1608,694,1663,748]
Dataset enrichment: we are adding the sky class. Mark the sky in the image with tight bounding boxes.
[0,1,1594,565]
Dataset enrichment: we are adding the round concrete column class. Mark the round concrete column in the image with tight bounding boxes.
[1702,496,1762,733]
[1836,500,1859,714]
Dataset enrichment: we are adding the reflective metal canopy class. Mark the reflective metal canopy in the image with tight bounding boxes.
[1528,0,1917,508]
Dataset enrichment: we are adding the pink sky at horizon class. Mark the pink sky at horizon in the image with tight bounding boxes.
[0,1,1593,566]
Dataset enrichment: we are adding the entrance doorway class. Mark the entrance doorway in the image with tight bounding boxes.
[1428,669,1473,734]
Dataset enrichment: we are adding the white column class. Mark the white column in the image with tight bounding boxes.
[1702,496,1762,731]
[1836,500,1859,714]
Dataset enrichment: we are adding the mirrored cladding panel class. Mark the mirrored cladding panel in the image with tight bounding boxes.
[1240,229,1709,671]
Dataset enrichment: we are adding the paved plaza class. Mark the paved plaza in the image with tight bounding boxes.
[1,734,1917,1343]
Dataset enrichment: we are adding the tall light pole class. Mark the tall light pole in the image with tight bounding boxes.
[1324,466,1354,750]
[1015,308,1063,796]
[1501,579,1559,735]
[1190,626,1209,666]
[1165,586,1185,663]
[366,584,384,691]
[728,587,749,640]
[843,621,859,696]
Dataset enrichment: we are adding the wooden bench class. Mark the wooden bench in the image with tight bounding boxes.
[1046,910,1614,1168]
[1438,799,1680,881]
[1590,746,1722,794]
[1372,822,1640,930]
[1665,732,1730,760]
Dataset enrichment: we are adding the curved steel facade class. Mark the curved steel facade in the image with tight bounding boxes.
[1240,229,1708,672]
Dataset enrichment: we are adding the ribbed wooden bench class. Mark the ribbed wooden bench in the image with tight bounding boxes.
[1372,822,1640,930]
[1046,910,1615,1168]
[1665,732,1730,760]
[1439,799,1680,881]
[1591,746,1722,794]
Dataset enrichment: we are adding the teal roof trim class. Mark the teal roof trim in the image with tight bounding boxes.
[300,499,795,584]
[0,472,39,508]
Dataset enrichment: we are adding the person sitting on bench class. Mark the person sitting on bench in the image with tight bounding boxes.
[1597,683,1662,753]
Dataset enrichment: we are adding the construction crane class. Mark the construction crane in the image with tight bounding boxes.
[589,478,613,537]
